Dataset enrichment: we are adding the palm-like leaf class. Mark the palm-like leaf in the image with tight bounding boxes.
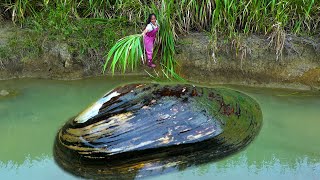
[103,34,144,75]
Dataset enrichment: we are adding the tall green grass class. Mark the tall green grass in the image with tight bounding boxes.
[102,0,183,80]
[2,0,319,34]
[152,0,178,78]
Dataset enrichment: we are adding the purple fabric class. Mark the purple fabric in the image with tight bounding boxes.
[144,26,159,61]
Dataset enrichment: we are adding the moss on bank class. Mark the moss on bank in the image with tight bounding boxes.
[0,18,139,75]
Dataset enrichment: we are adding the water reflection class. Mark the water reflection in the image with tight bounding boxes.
[0,155,77,179]
[1,154,319,180]
[149,155,320,180]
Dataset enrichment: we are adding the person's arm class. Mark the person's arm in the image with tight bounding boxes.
[141,28,148,36]
[141,24,153,36]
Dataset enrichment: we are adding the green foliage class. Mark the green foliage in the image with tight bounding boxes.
[103,34,144,74]
[2,0,38,22]
[102,0,185,80]
[23,5,135,62]
[152,0,178,78]
[2,0,319,36]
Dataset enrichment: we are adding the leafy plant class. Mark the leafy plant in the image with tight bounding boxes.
[102,0,185,81]
[152,0,178,78]
[103,34,144,74]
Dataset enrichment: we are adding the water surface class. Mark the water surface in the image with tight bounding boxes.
[0,76,319,179]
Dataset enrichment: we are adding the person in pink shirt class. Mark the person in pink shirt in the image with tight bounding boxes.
[142,13,160,68]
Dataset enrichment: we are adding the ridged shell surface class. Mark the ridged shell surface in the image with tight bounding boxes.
[54,83,262,179]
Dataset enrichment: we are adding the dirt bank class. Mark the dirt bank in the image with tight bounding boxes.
[1,24,320,90]
[176,33,320,90]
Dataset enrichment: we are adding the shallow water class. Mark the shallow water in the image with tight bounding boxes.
[0,76,319,180]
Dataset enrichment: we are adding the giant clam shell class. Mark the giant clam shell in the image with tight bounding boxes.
[54,83,262,179]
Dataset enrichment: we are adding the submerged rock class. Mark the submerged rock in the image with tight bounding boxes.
[54,83,262,179]
[0,89,9,96]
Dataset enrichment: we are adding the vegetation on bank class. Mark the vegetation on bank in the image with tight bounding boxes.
[0,0,319,77]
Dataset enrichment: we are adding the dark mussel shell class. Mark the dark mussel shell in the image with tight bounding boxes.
[54,83,262,179]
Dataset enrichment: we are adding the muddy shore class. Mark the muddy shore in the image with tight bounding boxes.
[1,24,319,90]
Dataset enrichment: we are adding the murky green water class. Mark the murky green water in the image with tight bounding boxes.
[0,76,319,180]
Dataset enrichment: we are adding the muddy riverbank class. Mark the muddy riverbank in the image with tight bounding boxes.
[1,24,319,90]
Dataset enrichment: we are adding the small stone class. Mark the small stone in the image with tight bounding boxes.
[0,90,9,96]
